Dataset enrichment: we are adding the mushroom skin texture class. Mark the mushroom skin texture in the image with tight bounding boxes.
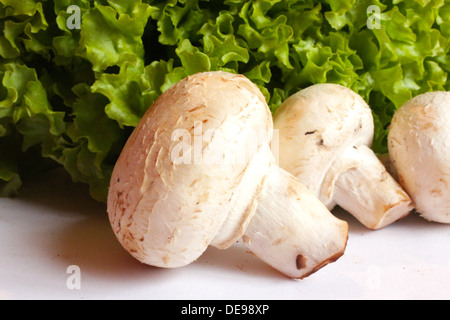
[107,71,348,279]
[273,83,413,230]
[388,91,450,223]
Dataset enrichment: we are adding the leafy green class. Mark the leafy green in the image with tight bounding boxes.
[1,0,449,202]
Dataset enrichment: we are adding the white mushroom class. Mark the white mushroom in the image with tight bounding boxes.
[107,72,348,279]
[273,83,413,230]
[388,91,450,223]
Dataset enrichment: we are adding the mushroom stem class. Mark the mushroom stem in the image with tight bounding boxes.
[242,164,348,279]
[332,145,413,230]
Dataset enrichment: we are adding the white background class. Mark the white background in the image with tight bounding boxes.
[1,168,449,300]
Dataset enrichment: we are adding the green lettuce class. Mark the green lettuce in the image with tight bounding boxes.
[1,0,449,202]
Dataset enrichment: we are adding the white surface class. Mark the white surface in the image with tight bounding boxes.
[1,168,449,300]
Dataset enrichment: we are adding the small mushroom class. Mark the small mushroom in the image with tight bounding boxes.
[273,83,413,230]
[388,91,450,223]
[107,72,348,279]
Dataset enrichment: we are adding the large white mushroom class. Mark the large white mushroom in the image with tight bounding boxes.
[388,91,450,223]
[107,72,348,279]
[273,83,413,230]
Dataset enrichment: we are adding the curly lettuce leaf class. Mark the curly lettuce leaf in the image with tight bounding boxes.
[1,0,450,202]
[77,0,155,72]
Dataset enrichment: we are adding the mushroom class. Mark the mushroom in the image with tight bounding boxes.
[107,72,348,279]
[273,83,414,230]
[388,91,450,223]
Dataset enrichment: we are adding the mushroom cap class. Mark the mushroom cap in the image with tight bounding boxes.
[107,71,273,268]
[388,91,450,223]
[273,83,373,207]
